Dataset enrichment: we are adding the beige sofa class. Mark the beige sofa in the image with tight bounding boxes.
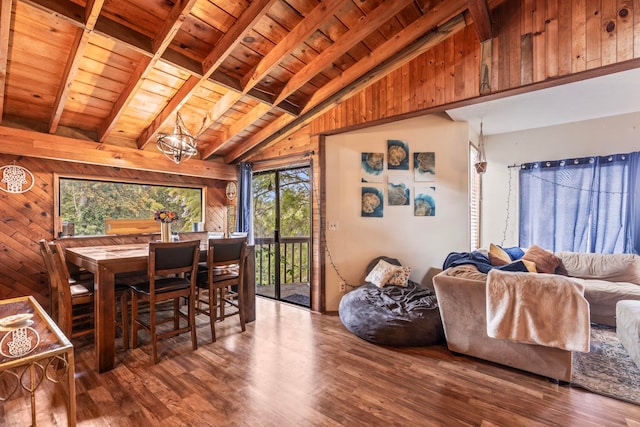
[432,252,640,381]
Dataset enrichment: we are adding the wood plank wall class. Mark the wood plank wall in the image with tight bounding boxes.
[248,0,640,311]
[0,153,228,308]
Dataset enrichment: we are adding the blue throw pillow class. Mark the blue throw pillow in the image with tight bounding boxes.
[500,245,525,261]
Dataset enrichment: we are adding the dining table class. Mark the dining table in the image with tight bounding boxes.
[65,242,255,373]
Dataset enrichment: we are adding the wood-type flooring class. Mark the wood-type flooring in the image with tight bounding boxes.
[1,297,639,426]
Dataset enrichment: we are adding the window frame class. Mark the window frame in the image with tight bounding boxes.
[469,142,482,251]
[53,173,206,238]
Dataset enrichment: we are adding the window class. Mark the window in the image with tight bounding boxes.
[469,142,482,250]
[55,175,203,237]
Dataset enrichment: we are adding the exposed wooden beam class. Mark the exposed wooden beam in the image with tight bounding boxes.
[0,0,13,121]
[201,0,278,78]
[49,0,105,133]
[466,0,492,41]
[272,0,414,106]
[240,0,346,94]
[226,14,466,163]
[135,0,278,148]
[136,76,200,149]
[0,125,237,180]
[201,103,273,159]
[96,0,198,142]
[302,0,468,114]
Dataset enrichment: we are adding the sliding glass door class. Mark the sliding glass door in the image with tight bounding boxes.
[252,167,311,307]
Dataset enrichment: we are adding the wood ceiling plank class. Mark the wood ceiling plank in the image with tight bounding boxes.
[96,0,198,142]
[50,0,105,133]
[241,0,345,94]
[227,13,466,163]
[303,0,468,114]
[201,0,279,77]
[0,0,13,120]
[201,103,272,159]
[272,0,414,106]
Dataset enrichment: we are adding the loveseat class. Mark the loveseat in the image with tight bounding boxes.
[432,250,640,381]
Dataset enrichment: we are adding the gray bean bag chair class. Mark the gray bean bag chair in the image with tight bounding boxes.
[338,256,444,347]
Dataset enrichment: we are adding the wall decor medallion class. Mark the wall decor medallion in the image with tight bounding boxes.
[0,326,40,358]
[0,163,35,194]
[226,181,237,201]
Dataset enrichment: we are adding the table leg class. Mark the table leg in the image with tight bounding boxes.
[95,267,116,373]
[30,364,36,426]
[67,350,76,426]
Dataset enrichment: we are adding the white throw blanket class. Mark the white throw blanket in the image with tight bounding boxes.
[486,269,590,352]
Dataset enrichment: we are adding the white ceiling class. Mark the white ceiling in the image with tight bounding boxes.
[446,67,640,135]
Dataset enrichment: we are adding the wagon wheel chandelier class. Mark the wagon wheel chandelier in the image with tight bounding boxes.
[156,112,198,164]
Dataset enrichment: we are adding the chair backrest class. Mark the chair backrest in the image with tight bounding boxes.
[38,240,73,335]
[207,237,248,268]
[148,240,201,291]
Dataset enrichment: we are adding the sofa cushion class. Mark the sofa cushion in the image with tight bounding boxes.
[522,245,560,274]
[555,252,640,284]
[580,278,640,326]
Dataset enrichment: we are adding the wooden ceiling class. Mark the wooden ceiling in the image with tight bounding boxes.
[0,0,495,166]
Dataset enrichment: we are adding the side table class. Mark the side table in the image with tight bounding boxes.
[0,296,76,426]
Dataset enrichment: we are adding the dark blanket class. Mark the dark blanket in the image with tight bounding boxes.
[443,251,529,274]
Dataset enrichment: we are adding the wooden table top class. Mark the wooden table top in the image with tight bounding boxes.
[66,241,207,262]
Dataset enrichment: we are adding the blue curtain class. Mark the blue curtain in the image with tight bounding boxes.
[519,152,640,254]
[237,162,252,238]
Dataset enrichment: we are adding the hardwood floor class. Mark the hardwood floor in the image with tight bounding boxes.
[2,297,639,426]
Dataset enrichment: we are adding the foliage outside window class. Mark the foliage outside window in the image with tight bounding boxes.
[58,177,203,236]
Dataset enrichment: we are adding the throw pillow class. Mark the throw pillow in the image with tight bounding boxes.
[522,244,561,274]
[501,246,525,260]
[386,266,411,286]
[365,259,400,287]
[488,243,511,266]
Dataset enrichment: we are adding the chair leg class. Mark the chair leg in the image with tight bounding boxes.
[237,292,246,333]
[120,291,129,350]
[211,286,218,342]
[151,301,158,364]
[131,294,138,349]
[189,292,197,351]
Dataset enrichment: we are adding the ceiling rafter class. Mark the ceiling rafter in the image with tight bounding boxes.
[96,0,199,142]
[240,0,346,95]
[49,0,105,133]
[272,0,414,107]
[136,0,279,149]
[0,0,13,120]
[225,14,467,163]
[302,0,468,114]
[19,0,296,144]
[200,103,273,159]
[466,0,492,41]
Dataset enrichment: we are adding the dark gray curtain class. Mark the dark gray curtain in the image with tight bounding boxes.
[237,162,252,237]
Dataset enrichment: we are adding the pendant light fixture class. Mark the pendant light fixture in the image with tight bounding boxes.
[156,111,198,164]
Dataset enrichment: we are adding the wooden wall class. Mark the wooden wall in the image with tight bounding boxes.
[0,153,228,308]
[248,0,640,311]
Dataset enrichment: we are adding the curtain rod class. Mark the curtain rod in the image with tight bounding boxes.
[507,163,522,169]
[244,150,315,165]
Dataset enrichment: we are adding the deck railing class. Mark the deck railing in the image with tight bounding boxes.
[254,237,310,287]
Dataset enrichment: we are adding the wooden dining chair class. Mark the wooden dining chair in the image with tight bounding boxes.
[38,239,131,347]
[130,240,200,364]
[195,237,248,342]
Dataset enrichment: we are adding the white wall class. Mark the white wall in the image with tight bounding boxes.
[325,114,469,310]
[482,111,640,248]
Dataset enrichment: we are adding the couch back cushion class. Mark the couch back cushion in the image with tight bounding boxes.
[555,252,640,284]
